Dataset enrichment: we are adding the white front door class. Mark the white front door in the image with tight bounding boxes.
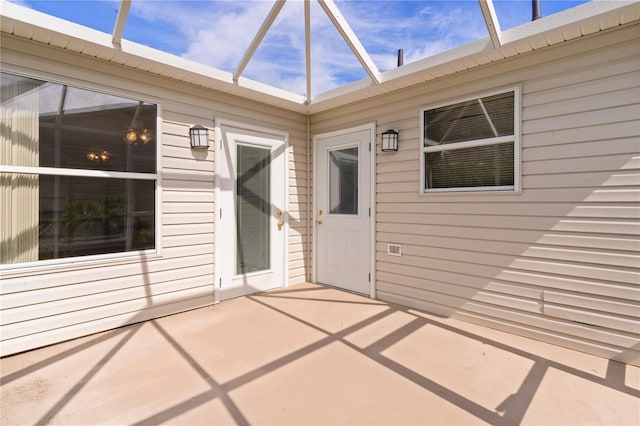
[217,124,287,300]
[314,127,372,295]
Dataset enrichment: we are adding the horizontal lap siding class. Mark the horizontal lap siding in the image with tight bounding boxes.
[288,130,311,283]
[0,36,308,356]
[312,25,640,365]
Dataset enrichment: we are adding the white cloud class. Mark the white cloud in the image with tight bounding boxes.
[241,0,368,94]
[338,1,487,69]
[127,1,273,70]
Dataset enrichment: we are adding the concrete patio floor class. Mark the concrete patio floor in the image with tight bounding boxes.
[1,282,639,425]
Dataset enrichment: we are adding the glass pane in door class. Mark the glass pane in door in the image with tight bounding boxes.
[329,147,358,214]
[236,144,271,274]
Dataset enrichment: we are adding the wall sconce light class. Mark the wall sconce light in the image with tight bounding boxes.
[381,129,399,152]
[189,125,209,149]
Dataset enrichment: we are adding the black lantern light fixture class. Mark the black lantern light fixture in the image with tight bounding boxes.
[381,129,399,152]
[189,125,209,149]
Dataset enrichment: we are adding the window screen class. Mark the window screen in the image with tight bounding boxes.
[422,89,518,192]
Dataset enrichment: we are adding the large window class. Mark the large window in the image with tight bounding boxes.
[1,72,158,266]
[421,88,519,193]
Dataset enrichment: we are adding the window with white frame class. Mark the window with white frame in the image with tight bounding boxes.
[421,88,519,192]
[0,72,158,266]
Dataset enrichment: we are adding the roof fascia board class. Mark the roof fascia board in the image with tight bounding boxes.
[233,0,286,82]
[112,0,131,46]
[234,75,306,105]
[477,0,502,48]
[310,77,374,105]
[500,0,640,44]
[1,0,112,46]
[317,0,381,85]
[381,38,493,83]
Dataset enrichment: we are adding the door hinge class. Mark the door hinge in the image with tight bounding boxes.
[369,207,371,217]
[220,208,222,219]
[219,278,222,288]
[368,273,371,282]
[368,142,371,152]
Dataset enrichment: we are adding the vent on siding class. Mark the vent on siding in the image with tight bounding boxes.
[387,244,402,257]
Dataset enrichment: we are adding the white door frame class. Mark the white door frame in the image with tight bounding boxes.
[312,123,376,298]
[214,116,289,303]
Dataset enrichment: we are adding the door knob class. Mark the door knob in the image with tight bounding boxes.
[316,220,323,226]
[278,221,284,230]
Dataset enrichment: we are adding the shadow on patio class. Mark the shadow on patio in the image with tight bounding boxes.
[1,282,638,425]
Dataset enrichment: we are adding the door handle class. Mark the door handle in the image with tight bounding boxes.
[278,221,284,230]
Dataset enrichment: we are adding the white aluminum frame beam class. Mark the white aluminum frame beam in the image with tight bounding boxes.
[233,0,286,82]
[304,0,312,104]
[112,0,131,46]
[478,0,502,48]
[317,0,381,85]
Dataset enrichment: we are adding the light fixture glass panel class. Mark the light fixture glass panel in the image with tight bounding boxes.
[236,144,271,274]
[329,147,358,215]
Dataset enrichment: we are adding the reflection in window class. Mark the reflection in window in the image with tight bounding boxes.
[37,86,156,173]
[329,147,358,215]
[38,177,155,259]
[424,92,514,145]
[0,72,157,265]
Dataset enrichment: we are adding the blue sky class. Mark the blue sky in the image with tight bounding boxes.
[11,0,590,95]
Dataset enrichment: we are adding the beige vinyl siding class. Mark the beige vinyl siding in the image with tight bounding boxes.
[311,24,640,365]
[0,35,309,356]
[288,130,311,283]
